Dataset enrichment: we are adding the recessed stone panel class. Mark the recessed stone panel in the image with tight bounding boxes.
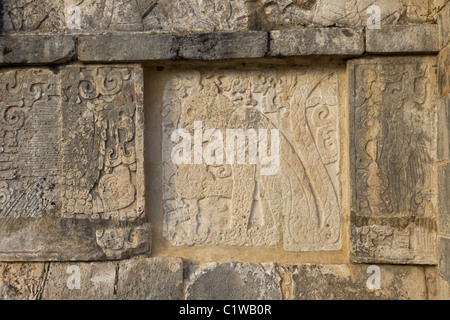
[349,57,438,264]
[0,65,149,261]
[158,67,342,251]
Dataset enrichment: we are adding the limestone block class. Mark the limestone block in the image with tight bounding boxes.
[280,264,428,300]
[366,25,439,53]
[438,3,450,49]
[178,31,268,60]
[0,36,76,65]
[41,262,116,300]
[185,262,282,300]
[439,236,450,283]
[116,257,184,300]
[438,163,450,236]
[257,0,444,29]
[349,56,438,264]
[438,95,450,161]
[270,28,364,57]
[0,65,149,261]
[439,45,450,98]
[78,34,178,62]
[157,67,342,251]
[0,262,47,300]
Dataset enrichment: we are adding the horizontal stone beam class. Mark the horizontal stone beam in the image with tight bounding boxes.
[366,25,440,54]
[178,31,268,60]
[0,24,442,65]
[0,36,76,65]
[269,28,365,57]
[78,34,178,62]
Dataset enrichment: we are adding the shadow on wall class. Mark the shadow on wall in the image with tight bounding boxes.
[0,1,3,34]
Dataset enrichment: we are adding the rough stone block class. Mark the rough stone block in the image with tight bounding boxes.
[0,65,149,261]
[78,34,178,62]
[280,264,428,300]
[439,236,450,283]
[257,0,443,29]
[366,25,439,53]
[438,95,450,161]
[270,28,364,57]
[178,32,268,60]
[185,262,282,300]
[0,262,47,300]
[438,3,450,49]
[41,262,116,300]
[157,67,342,251]
[438,164,450,236]
[0,36,76,65]
[116,257,184,300]
[349,56,438,264]
[439,45,450,98]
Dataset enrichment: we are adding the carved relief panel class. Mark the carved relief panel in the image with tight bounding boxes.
[160,67,342,251]
[349,57,437,264]
[0,65,148,261]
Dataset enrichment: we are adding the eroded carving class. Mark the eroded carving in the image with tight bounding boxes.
[260,0,440,29]
[0,66,148,261]
[60,66,142,221]
[62,0,247,33]
[161,67,341,251]
[350,57,437,264]
[2,0,64,33]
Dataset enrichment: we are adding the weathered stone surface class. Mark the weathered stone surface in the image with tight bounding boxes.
[63,0,249,33]
[186,262,282,300]
[438,3,450,49]
[438,95,450,161]
[280,264,428,300]
[366,25,439,53]
[1,0,248,34]
[78,34,178,62]
[0,36,76,65]
[41,262,116,300]
[116,257,183,300]
[178,32,268,60]
[256,0,444,29]
[438,271,450,299]
[439,236,450,282]
[1,0,64,34]
[0,262,47,300]
[438,164,450,236]
[0,65,149,261]
[1,0,446,35]
[439,45,450,98]
[270,28,364,57]
[158,67,341,251]
[349,56,437,264]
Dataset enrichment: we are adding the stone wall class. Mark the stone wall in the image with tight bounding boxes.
[0,0,449,300]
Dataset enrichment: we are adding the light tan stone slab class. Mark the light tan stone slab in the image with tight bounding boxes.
[158,67,342,251]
